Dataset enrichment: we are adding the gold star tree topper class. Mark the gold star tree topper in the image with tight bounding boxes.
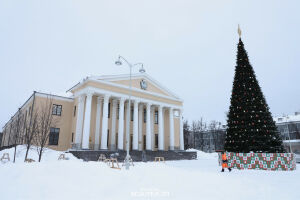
[238,24,242,38]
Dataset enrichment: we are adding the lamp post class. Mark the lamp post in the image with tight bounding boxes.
[285,117,293,153]
[115,55,145,170]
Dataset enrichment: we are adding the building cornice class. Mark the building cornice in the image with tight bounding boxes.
[74,86,183,110]
[35,92,74,102]
[91,73,181,99]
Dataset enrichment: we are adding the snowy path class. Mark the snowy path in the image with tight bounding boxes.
[0,146,299,200]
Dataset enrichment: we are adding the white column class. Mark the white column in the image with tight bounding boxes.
[169,107,175,150]
[132,100,139,150]
[82,92,93,149]
[100,95,110,149]
[146,103,151,150]
[125,100,131,151]
[75,95,85,147]
[179,109,184,150]
[118,98,125,150]
[94,97,102,150]
[150,106,154,150]
[158,105,164,150]
[110,99,118,150]
[138,104,143,151]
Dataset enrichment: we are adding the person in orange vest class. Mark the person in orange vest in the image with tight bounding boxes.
[221,152,232,172]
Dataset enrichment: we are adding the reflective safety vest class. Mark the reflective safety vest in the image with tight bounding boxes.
[222,153,227,161]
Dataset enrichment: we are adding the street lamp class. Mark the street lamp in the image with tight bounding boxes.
[115,55,145,170]
[285,117,293,153]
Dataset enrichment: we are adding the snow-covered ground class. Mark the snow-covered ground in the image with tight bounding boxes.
[0,146,299,200]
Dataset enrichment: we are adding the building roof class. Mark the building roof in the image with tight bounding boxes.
[274,112,300,124]
[67,73,182,101]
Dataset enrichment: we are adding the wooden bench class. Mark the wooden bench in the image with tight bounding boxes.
[0,153,10,162]
[103,158,121,169]
[104,158,111,165]
[154,157,165,162]
[98,154,106,162]
[58,154,68,160]
[109,158,121,170]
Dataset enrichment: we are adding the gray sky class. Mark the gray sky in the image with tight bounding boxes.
[1,0,299,128]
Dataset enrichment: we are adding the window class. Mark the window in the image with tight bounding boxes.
[143,135,146,149]
[155,111,158,124]
[108,103,111,118]
[131,107,134,121]
[73,106,76,117]
[71,133,74,143]
[52,104,62,116]
[155,134,158,148]
[107,129,109,146]
[117,104,120,119]
[144,109,146,123]
[49,128,60,145]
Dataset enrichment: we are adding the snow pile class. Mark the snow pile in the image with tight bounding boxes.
[0,147,299,200]
[186,148,219,159]
[0,145,80,163]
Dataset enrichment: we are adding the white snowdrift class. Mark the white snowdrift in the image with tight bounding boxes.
[0,146,299,200]
[186,148,219,159]
[0,145,79,163]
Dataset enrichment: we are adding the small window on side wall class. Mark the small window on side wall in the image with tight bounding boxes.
[52,104,62,116]
[49,128,60,145]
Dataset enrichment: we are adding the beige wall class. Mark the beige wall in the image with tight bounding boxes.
[33,96,74,151]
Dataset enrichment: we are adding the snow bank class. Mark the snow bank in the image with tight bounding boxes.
[186,148,219,159]
[0,147,299,200]
[0,145,80,163]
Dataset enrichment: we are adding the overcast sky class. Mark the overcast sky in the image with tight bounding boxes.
[0,0,299,128]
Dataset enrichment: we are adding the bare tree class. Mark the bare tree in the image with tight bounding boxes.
[198,118,206,151]
[191,121,198,148]
[191,119,206,151]
[11,108,25,163]
[183,120,190,149]
[209,121,223,151]
[35,97,58,162]
[24,111,39,161]
[24,92,38,161]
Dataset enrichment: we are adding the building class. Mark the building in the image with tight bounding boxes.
[0,132,2,147]
[194,127,226,152]
[1,73,184,152]
[274,112,300,153]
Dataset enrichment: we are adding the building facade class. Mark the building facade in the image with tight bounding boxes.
[274,112,300,153]
[1,73,184,151]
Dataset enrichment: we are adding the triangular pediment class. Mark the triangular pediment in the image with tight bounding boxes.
[93,73,180,99]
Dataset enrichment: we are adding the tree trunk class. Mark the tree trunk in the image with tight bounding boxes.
[24,145,30,162]
[38,148,43,162]
[13,145,17,163]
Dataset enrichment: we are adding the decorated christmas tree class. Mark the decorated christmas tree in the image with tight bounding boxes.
[224,26,284,153]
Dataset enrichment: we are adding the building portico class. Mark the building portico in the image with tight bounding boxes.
[73,92,183,151]
[70,74,184,151]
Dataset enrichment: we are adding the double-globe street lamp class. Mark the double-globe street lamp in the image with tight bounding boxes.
[115,55,145,170]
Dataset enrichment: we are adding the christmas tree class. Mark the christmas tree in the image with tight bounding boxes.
[224,26,284,153]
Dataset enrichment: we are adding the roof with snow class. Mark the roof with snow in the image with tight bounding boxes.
[273,112,300,123]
